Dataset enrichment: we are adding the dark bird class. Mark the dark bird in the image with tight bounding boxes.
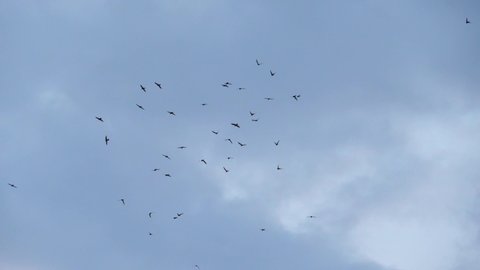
[466,17,471,24]
[201,159,207,165]
[249,111,255,116]
[153,168,160,172]
[256,59,262,66]
[223,166,229,173]
[274,140,280,146]
[227,156,233,160]
[260,228,266,232]
[165,173,171,177]
[178,146,187,149]
[140,85,146,92]
[238,87,245,90]
[119,199,125,205]
[149,232,153,236]
[95,116,104,122]
[231,123,240,128]
[237,142,246,147]
[307,215,316,219]
[225,138,233,144]
[251,118,259,122]
[212,130,219,135]
[264,97,274,101]
[225,82,232,86]
[149,212,153,218]
[105,136,110,145]
[173,216,178,220]
[136,104,145,110]
[154,82,162,89]
[8,183,17,188]
[201,103,207,106]
[292,94,301,101]
[222,83,229,88]
[162,154,171,160]
[277,165,282,170]
[177,213,184,217]
[270,70,276,76]
[167,111,176,116]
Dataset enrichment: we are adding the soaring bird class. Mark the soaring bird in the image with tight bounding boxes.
[201,103,207,106]
[162,154,171,160]
[307,215,316,219]
[249,111,255,116]
[270,70,276,76]
[274,140,280,146]
[8,183,17,188]
[223,167,229,173]
[178,146,187,149]
[227,156,233,160]
[231,123,240,128]
[149,212,153,218]
[167,111,176,116]
[212,130,219,135]
[238,87,245,90]
[292,94,301,101]
[165,173,172,177]
[136,104,145,110]
[264,97,274,101]
[237,141,246,147]
[251,118,259,122]
[105,136,110,145]
[222,83,229,88]
[155,82,162,89]
[260,228,266,232]
[95,116,104,122]
[177,213,184,217]
[225,138,233,144]
[149,232,153,236]
[277,165,282,170]
[153,168,160,172]
[119,199,125,205]
[140,85,146,92]
[256,59,262,66]
[466,17,471,24]
[201,159,207,165]
[173,216,178,220]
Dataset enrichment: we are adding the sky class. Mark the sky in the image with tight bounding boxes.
[1,0,480,270]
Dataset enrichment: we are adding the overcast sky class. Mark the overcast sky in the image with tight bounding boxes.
[1,1,480,270]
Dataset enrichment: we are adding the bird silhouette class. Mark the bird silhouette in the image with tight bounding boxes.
[223,166,229,172]
[8,183,17,188]
[274,140,280,146]
[238,87,245,90]
[95,116,104,122]
[277,165,282,170]
[119,199,125,205]
[256,59,262,66]
[307,215,316,219]
[201,159,207,165]
[292,94,301,101]
[167,111,176,116]
[227,156,233,160]
[140,85,146,92]
[212,130,219,135]
[149,212,153,218]
[231,123,240,128]
[270,70,276,76]
[153,168,160,172]
[201,103,207,106]
[260,228,266,232]
[251,118,259,122]
[249,111,255,116]
[162,154,171,160]
[237,141,246,147]
[178,146,187,149]
[264,97,274,101]
[165,173,172,177]
[222,83,229,87]
[149,232,153,236]
[466,17,471,24]
[154,82,162,89]
[105,136,110,145]
[177,213,184,217]
[136,104,145,110]
[225,138,233,144]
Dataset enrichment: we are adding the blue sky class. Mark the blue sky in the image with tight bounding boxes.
[1,1,480,270]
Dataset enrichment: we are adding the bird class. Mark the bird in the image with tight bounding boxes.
[119,199,125,205]
[105,136,110,145]
[211,130,219,135]
[201,103,207,106]
[227,156,233,160]
[140,85,146,92]
[223,167,229,173]
[270,70,276,76]
[264,97,274,101]
[95,116,104,122]
[274,140,280,146]
[149,212,153,218]
[238,87,245,90]
[466,17,471,24]
[136,104,145,110]
[256,59,262,66]
[8,183,17,188]
[173,216,178,220]
[307,215,316,219]
[167,111,176,116]
[154,82,162,89]
[251,118,259,122]
[149,232,153,236]
[292,94,301,101]
[237,142,246,147]
[225,82,232,86]
[162,154,171,160]
[177,213,184,217]
[249,111,255,116]
[177,146,187,149]
[231,123,240,128]
[260,228,266,232]
[225,138,233,144]
[277,165,282,170]
[153,168,160,172]
[165,173,172,177]
[201,159,207,165]
[222,83,229,88]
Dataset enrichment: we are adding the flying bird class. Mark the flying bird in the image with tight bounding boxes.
[307,215,316,219]
[249,111,255,116]
[162,154,171,160]
[231,123,240,128]
[270,70,276,76]
[274,140,280,146]
[264,97,274,101]
[201,159,207,165]
[119,199,125,205]
[277,165,282,170]
[292,94,301,101]
[149,232,153,236]
[95,116,104,122]
[154,82,162,89]
[136,104,145,110]
[201,103,207,106]
[165,173,172,177]
[167,111,176,116]
[153,168,160,172]
[177,213,184,217]
[8,183,17,188]
[251,118,259,122]
[227,156,233,160]
[237,142,246,147]
[140,85,146,92]
[225,138,233,144]
[177,146,187,149]
[105,136,110,145]
[238,87,245,90]
[223,167,229,173]
[256,59,262,66]
[466,17,471,24]
[260,228,266,232]
[149,212,153,218]
[222,83,229,87]
[211,130,219,135]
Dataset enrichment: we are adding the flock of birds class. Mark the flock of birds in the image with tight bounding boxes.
[5,17,473,269]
